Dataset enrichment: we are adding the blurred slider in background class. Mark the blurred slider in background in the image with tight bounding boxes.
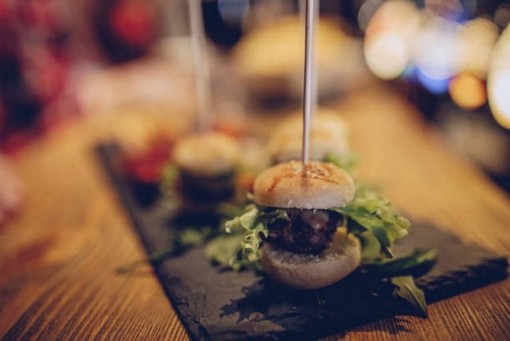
[1,0,509,194]
[229,0,369,106]
[209,0,510,192]
[91,0,510,192]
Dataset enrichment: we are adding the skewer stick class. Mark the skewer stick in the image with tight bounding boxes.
[301,0,318,165]
[312,0,319,113]
[189,0,212,132]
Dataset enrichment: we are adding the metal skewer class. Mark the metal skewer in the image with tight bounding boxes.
[189,0,212,132]
[302,0,318,165]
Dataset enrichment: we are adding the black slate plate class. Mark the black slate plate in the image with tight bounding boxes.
[96,143,508,341]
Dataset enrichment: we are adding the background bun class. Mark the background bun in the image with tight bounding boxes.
[268,108,350,163]
[253,161,355,209]
[232,16,358,99]
[173,132,240,176]
[261,228,361,289]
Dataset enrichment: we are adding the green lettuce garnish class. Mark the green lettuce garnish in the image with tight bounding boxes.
[364,249,437,278]
[335,186,411,260]
[160,163,180,200]
[324,153,360,174]
[205,233,245,268]
[391,276,429,318]
[224,204,290,270]
[222,185,414,269]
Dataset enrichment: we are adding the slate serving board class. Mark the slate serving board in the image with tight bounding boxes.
[96,143,508,341]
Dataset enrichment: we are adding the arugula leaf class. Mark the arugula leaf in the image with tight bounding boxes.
[335,187,411,257]
[356,230,382,260]
[205,233,245,268]
[364,249,437,277]
[324,153,360,174]
[216,201,248,219]
[391,276,428,318]
[178,226,215,247]
[160,163,179,200]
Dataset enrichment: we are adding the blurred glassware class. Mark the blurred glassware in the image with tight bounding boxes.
[159,0,248,137]
[77,0,249,144]
[202,0,245,50]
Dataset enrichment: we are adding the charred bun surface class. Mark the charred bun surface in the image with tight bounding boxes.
[253,161,355,209]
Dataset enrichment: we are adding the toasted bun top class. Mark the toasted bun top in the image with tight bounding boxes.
[268,108,349,163]
[173,132,240,176]
[253,161,355,209]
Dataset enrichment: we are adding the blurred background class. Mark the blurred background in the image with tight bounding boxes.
[0,0,509,193]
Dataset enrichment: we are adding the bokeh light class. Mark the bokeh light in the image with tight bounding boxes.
[488,25,510,129]
[415,67,450,94]
[412,17,461,84]
[449,73,487,110]
[364,31,410,79]
[363,0,420,80]
[457,17,498,78]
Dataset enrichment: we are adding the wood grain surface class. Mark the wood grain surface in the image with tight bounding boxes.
[1,83,509,341]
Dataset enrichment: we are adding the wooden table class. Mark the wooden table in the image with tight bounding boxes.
[1,84,509,340]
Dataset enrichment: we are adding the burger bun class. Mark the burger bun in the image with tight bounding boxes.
[173,132,240,177]
[261,227,361,289]
[268,108,349,163]
[253,161,355,209]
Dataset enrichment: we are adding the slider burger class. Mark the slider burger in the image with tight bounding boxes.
[268,108,350,164]
[171,131,241,204]
[223,160,429,311]
[253,160,360,289]
[232,16,357,99]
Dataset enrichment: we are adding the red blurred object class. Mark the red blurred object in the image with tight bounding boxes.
[17,0,61,31]
[23,46,69,103]
[122,136,173,184]
[94,0,160,63]
[0,0,11,19]
[0,0,77,154]
[110,0,156,47]
[212,117,247,140]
